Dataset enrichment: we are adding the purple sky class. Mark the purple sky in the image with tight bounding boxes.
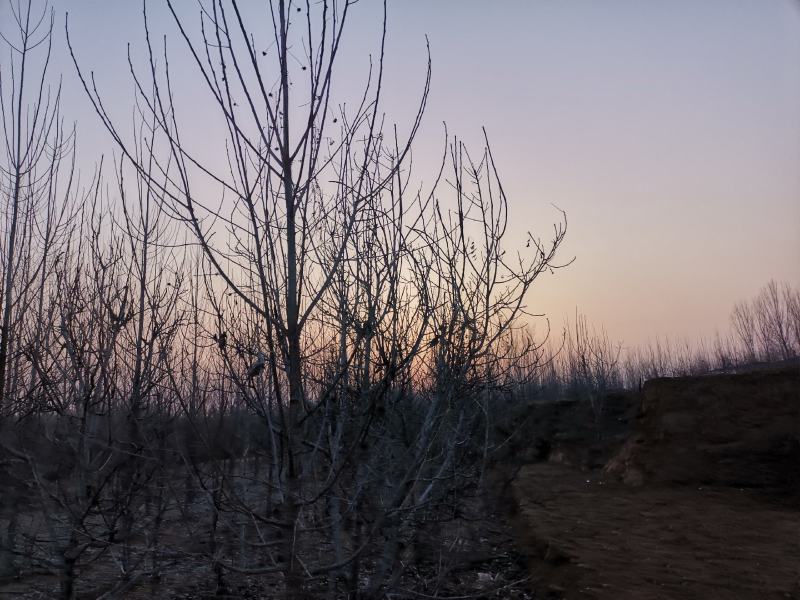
[6,0,799,349]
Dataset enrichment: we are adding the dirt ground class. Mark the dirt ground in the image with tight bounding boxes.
[511,462,800,600]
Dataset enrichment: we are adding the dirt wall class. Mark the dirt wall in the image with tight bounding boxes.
[605,365,800,488]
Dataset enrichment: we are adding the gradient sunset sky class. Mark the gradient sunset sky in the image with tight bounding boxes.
[9,0,800,349]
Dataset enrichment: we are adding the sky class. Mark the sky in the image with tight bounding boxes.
[4,0,799,350]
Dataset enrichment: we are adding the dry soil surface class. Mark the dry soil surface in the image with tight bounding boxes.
[512,462,800,600]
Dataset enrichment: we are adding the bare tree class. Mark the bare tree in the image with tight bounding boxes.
[0,0,75,415]
[67,1,567,596]
[0,0,79,582]
[731,280,799,363]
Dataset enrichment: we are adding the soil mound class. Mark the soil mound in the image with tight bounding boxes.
[605,364,800,489]
[501,390,639,469]
[509,365,800,599]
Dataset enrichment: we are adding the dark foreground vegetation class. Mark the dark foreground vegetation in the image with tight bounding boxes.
[0,1,562,596]
[1,0,798,598]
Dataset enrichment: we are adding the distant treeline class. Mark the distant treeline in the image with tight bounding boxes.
[522,280,800,407]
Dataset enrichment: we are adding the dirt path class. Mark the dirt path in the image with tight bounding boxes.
[512,463,800,600]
